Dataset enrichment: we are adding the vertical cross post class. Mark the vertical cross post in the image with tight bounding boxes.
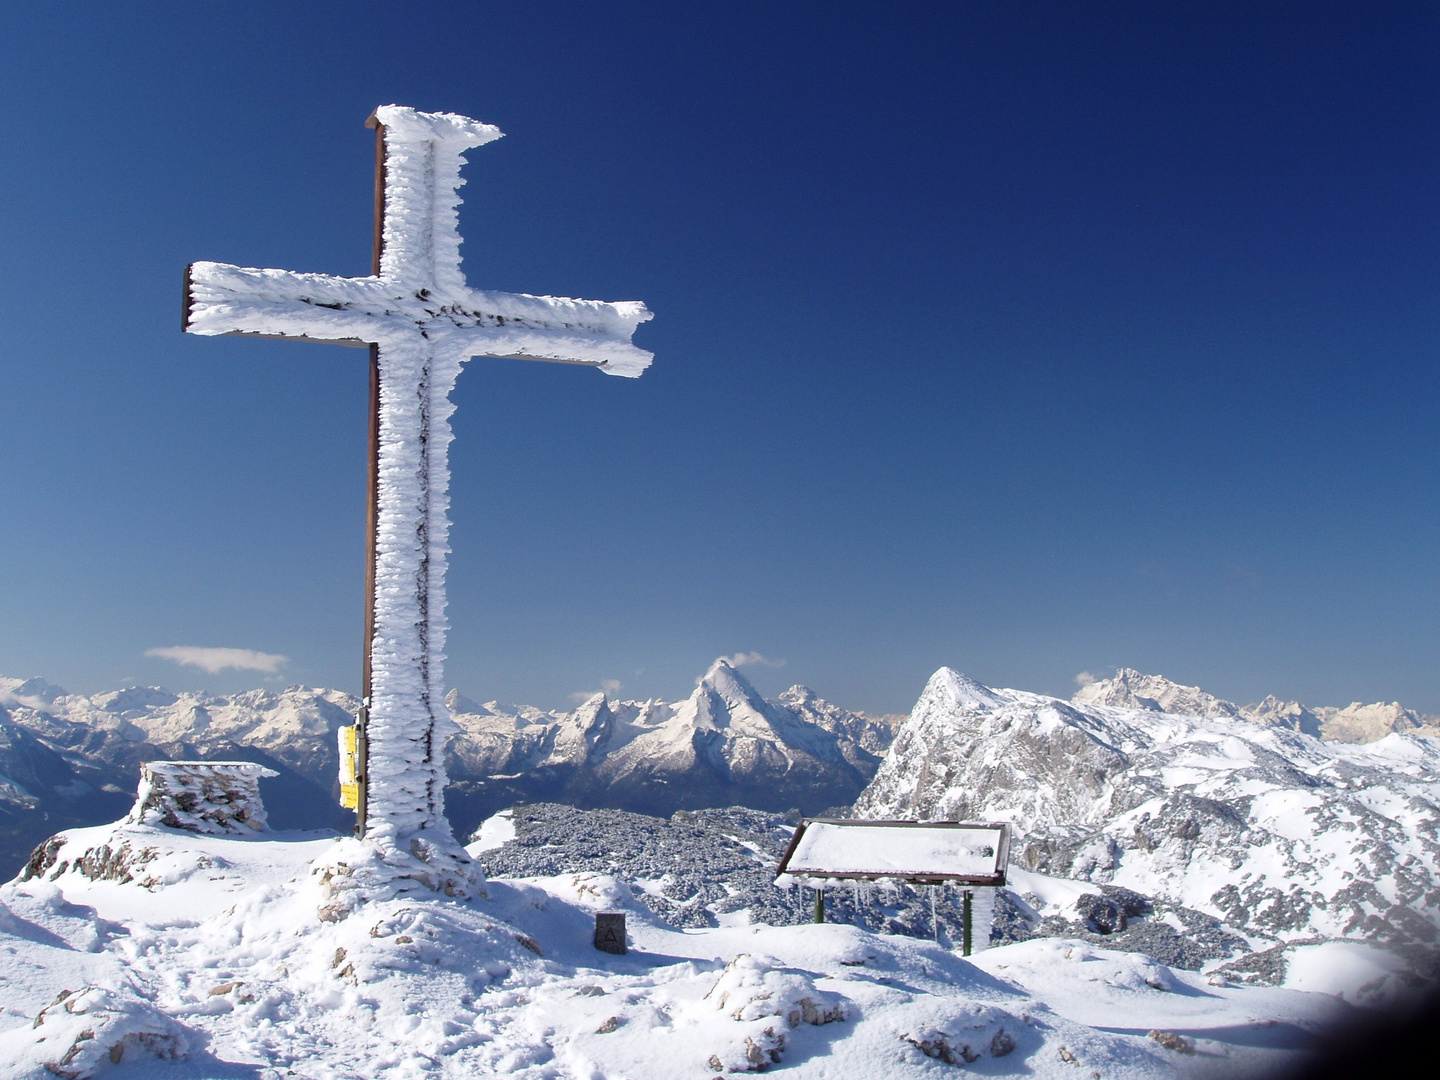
[355,108,388,840]
[183,105,653,899]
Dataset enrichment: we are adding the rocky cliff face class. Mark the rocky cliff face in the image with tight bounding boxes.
[1073,668,1242,720]
[1312,700,1430,743]
[856,668,1440,951]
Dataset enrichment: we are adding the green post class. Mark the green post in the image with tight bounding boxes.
[814,887,825,924]
[962,889,973,957]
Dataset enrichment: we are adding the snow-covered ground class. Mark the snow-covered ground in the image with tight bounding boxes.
[0,818,1382,1079]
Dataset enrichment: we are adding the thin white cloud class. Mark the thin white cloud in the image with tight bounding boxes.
[723,651,785,670]
[145,646,288,675]
[569,678,623,704]
[1075,670,1098,687]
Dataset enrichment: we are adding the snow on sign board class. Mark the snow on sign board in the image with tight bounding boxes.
[775,819,1011,886]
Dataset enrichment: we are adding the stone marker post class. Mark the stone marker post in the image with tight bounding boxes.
[593,912,626,955]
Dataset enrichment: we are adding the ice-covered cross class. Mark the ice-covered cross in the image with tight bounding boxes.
[183,106,652,897]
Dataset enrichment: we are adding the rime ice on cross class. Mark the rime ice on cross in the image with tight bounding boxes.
[184,106,652,896]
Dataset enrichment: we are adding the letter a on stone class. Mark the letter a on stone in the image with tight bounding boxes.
[183,106,652,900]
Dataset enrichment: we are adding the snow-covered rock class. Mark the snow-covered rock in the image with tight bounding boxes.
[0,984,187,1079]
[0,756,1398,1080]
[5,799,1330,1079]
[857,668,1440,956]
[125,760,278,834]
[0,682,364,873]
[1241,695,1324,737]
[1312,700,1430,743]
[0,705,134,888]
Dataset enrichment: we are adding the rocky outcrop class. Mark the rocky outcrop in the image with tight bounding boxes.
[1313,701,1428,743]
[1240,696,1323,737]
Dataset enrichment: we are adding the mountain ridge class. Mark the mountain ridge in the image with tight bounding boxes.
[858,667,1440,957]
[1073,668,1439,742]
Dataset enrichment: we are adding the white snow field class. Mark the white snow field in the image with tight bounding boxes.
[0,812,1367,1080]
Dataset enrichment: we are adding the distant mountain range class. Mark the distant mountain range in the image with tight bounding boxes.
[1073,668,1440,743]
[0,676,360,876]
[443,658,902,827]
[3,660,1436,894]
[0,661,901,876]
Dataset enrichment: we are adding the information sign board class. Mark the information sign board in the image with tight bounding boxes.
[775,818,1010,886]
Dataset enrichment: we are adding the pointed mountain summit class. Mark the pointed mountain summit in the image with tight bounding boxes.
[0,677,69,708]
[1242,695,1323,738]
[443,658,889,830]
[0,661,897,874]
[775,684,902,761]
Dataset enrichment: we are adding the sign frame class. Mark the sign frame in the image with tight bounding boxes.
[774,818,1012,887]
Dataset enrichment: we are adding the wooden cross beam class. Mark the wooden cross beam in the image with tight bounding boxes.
[183,106,651,892]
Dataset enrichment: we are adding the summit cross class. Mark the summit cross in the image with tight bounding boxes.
[183,106,652,897]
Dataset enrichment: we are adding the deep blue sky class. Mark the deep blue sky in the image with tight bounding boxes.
[2,3,1437,714]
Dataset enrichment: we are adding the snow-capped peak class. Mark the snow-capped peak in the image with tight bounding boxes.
[0,678,68,709]
[690,659,777,730]
[922,668,1005,713]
